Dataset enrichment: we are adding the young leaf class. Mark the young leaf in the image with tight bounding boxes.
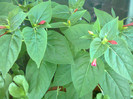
[94,8,113,26]
[52,5,70,19]
[44,30,73,64]
[0,30,22,77]
[68,10,86,25]
[104,37,133,82]
[9,75,29,98]
[90,38,108,61]
[26,59,56,99]
[28,1,52,25]
[93,18,101,34]
[52,64,72,86]
[111,8,116,18]
[71,51,104,97]
[100,18,118,40]
[8,8,27,31]
[23,27,47,68]
[62,24,93,50]
[100,64,130,99]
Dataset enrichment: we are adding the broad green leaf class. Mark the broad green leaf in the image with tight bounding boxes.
[121,28,133,51]
[82,11,91,22]
[69,0,85,9]
[100,64,130,99]
[26,59,57,99]
[28,1,52,25]
[8,8,27,31]
[90,38,108,61]
[71,51,104,97]
[104,37,133,82]
[0,30,22,77]
[23,27,47,67]
[0,73,12,99]
[9,75,29,98]
[100,18,118,40]
[66,83,92,99]
[43,90,66,99]
[52,64,72,86]
[52,5,70,19]
[94,8,113,26]
[44,30,73,64]
[0,2,17,16]
[62,24,93,50]
[68,10,86,25]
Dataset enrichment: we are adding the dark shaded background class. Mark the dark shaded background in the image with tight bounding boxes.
[51,0,130,21]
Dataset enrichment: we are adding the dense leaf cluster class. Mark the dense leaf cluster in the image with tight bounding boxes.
[0,0,133,99]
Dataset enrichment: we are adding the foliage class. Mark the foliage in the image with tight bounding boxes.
[0,0,132,99]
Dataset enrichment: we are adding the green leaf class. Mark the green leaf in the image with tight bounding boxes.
[71,51,104,97]
[100,64,130,99]
[0,30,22,77]
[111,8,116,18]
[90,38,108,61]
[9,75,29,98]
[93,18,101,34]
[96,93,110,99]
[23,27,47,67]
[69,0,85,9]
[62,24,93,50]
[100,18,118,40]
[43,90,66,99]
[0,2,18,16]
[52,64,72,86]
[121,28,133,51]
[0,76,4,88]
[26,59,57,99]
[50,22,68,28]
[44,30,73,64]
[82,11,91,22]
[52,5,70,19]
[65,83,92,99]
[104,37,133,82]
[0,73,12,99]
[28,1,52,25]
[68,10,86,25]
[8,8,27,31]
[94,8,113,26]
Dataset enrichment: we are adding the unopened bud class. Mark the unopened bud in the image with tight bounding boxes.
[38,20,46,25]
[91,59,97,66]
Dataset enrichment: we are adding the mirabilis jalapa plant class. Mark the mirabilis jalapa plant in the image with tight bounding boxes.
[0,0,133,99]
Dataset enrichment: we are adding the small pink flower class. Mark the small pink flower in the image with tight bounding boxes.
[123,22,133,27]
[38,20,46,25]
[108,40,117,44]
[0,26,7,29]
[74,8,78,13]
[91,59,97,66]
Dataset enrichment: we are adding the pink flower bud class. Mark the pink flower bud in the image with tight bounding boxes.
[38,20,46,25]
[0,26,7,29]
[123,22,133,27]
[91,59,97,66]
[108,40,117,44]
[74,8,78,13]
